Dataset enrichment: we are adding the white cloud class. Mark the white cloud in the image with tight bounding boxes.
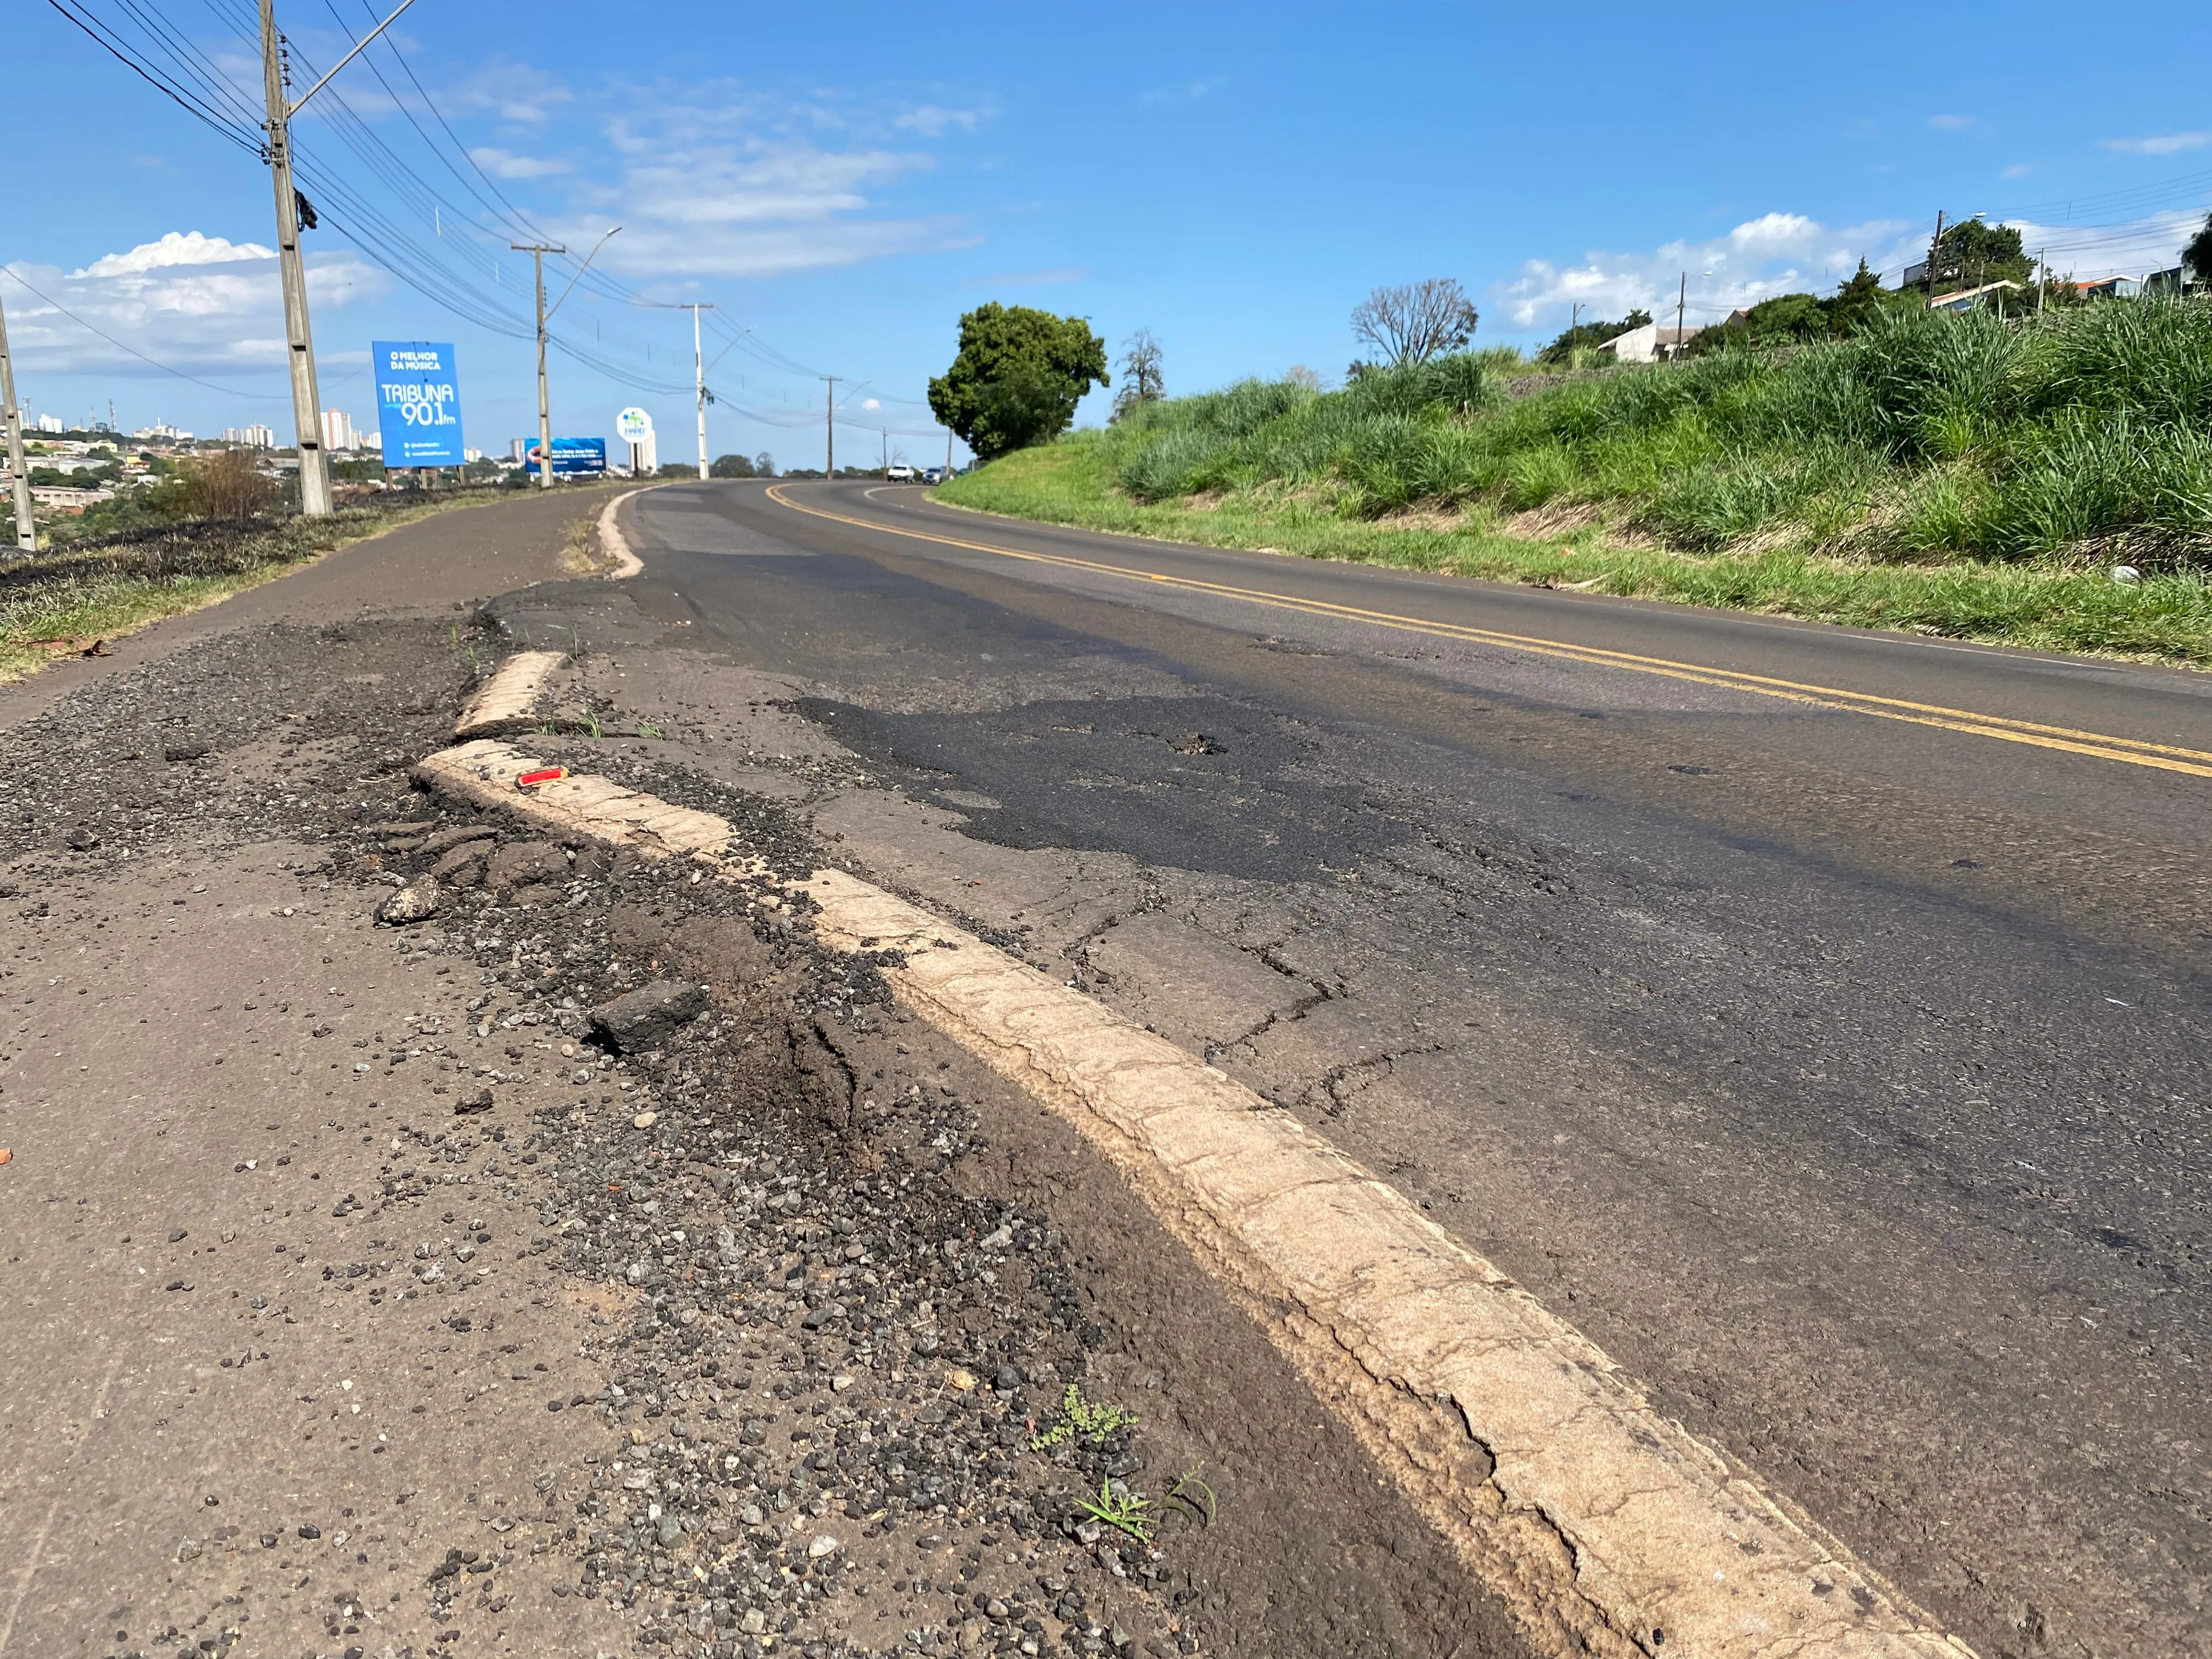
[413,71,986,280]
[71,231,272,279]
[1495,212,1917,331]
[449,59,573,126]
[469,146,571,180]
[3,232,382,375]
[894,104,985,137]
[1928,114,1974,130]
[559,99,974,277]
[860,397,881,410]
[2002,162,2034,179]
[2102,131,2211,156]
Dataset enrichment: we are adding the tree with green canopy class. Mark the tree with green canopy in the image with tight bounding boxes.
[2184,214,2212,286]
[928,304,1110,461]
[1930,219,2032,291]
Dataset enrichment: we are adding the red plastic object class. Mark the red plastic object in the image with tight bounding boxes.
[515,766,567,789]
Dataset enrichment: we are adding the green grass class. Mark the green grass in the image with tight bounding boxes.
[939,305,2212,667]
[0,488,552,682]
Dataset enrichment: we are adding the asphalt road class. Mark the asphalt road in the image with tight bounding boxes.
[585,478,2212,1657]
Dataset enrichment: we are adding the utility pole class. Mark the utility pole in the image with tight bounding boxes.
[514,244,562,489]
[821,377,836,476]
[881,428,888,478]
[682,302,714,479]
[1926,211,1946,298]
[2037,248,2047,315]
[945,431,953,477]
[1674,273,1687,360]
[259,0,331,516]
[249,0,417,517]
[1,280,35,553]
[511,226,620,489]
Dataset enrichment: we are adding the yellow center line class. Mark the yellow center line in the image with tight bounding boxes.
[763,484,2212,780]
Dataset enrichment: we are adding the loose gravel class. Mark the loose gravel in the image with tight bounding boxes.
[3,615,1219,1659]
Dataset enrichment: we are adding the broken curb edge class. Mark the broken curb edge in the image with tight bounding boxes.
[404,737,1979,1659]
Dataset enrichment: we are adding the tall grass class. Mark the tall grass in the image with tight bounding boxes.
[1092,301,2212,569]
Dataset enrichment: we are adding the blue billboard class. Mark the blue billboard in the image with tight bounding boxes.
[371,340,465,467]
[520,437,608,478]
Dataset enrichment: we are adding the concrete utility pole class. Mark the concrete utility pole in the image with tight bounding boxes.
[0,280,35,553]
[512,227,620,489]
[259,0,331,516]
[821,377,836,476]
[881,428,888,478]
[1926,211,1946,298]
[251,0,416,517]
[684,303,714,480]
[514,244,562,489]
[1674,273,1687,359]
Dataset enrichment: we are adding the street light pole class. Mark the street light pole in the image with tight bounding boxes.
[259,0,331,516]
[684,302,714,480]
[512,227,619,490]
[512,244,562,489]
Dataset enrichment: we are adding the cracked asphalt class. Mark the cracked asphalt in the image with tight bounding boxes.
[0,492,1515,1659]
[479,477,2212,1659]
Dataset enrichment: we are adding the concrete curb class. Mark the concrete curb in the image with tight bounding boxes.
[596,488,648,579]
[454,651,567,739]
[407,742,1977,1659]
[412,739,730,859]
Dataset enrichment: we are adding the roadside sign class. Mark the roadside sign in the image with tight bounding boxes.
[520,437,608,478]
[616,407,653,444]
[371,341,465,467]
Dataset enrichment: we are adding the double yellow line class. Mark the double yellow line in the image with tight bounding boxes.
[763,484,2212,780]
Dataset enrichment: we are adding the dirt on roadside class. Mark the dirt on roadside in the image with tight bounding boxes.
[1,582,1515,1659]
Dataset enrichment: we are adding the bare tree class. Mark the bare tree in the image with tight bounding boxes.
[1284,364,1322,391]
[1110,329,1166,422]
[1350,279,1480,367]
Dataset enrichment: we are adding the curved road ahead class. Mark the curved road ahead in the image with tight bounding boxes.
[578,478,2212,1656]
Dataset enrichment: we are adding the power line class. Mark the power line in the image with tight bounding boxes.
[41,0,262,153]
[48,2,918,417]
[0,267,291,398]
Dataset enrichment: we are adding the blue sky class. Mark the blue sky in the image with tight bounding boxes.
[8,0,2211,467]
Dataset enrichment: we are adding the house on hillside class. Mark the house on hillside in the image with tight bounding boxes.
[1595,323,1704,363]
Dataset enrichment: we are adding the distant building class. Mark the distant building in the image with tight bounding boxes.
[510,437,527,463]
[31,484,115,514]
[35,412,64,433]
[132,422,189,441]
[362,431,380,452]
[320,408,357,452]
[222,424,276,448]
[462,447,482,464]
[1596,323,1705,364]
[1928,280,2022,313]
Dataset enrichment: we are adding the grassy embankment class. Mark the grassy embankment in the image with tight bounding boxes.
[939,303,2212,667]
[0,487,556,681]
